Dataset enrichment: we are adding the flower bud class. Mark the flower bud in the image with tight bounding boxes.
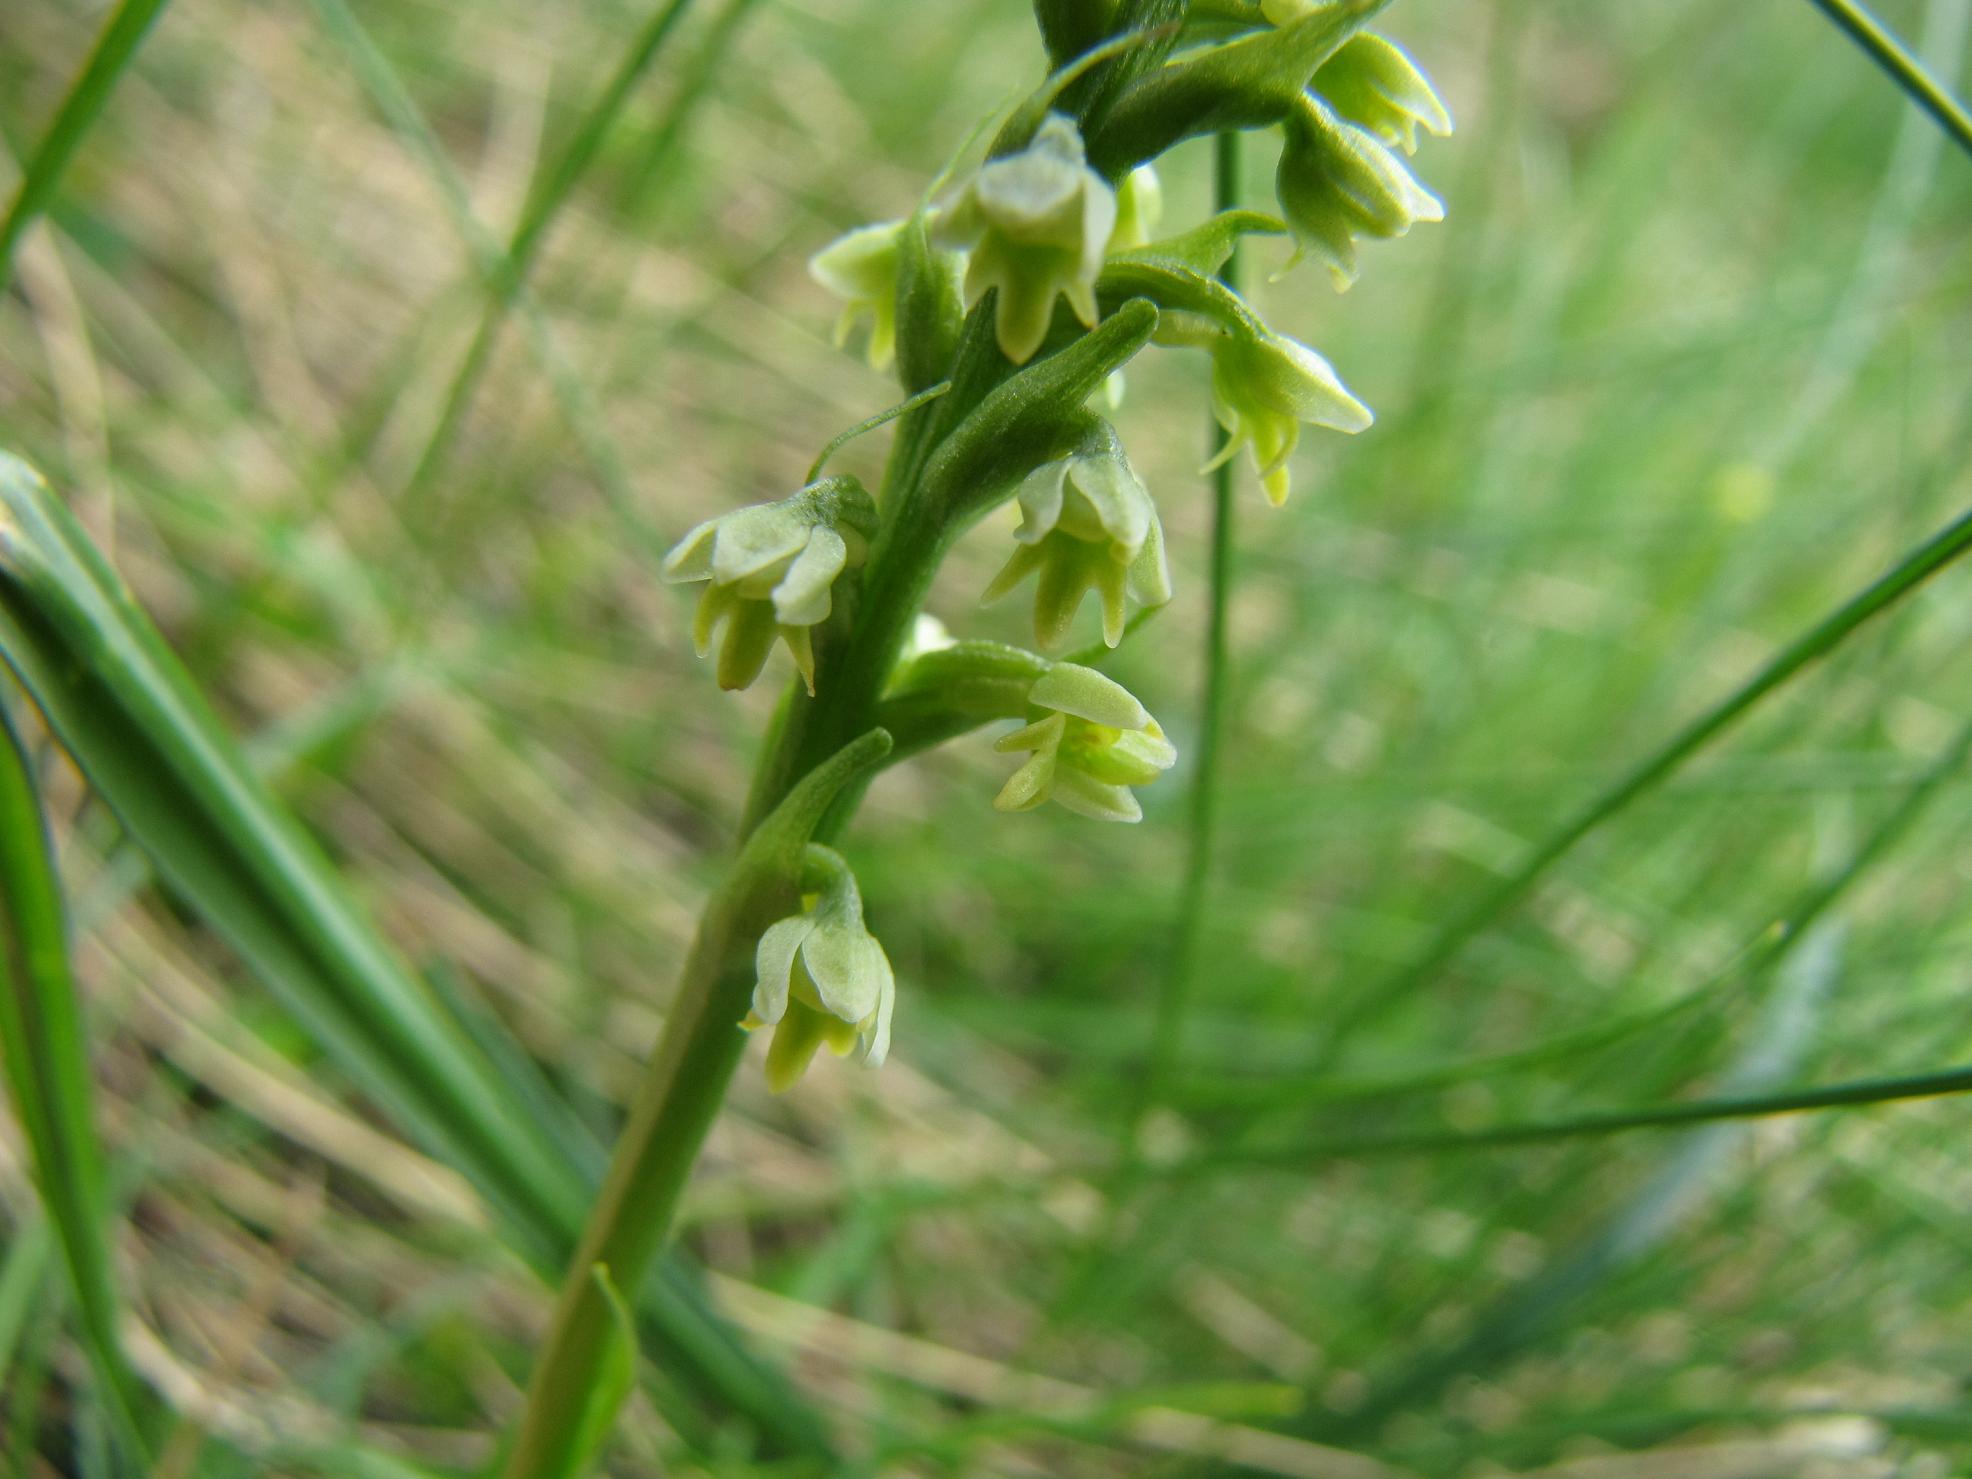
[809,218,906,371]
[747,845,894,1091]
[661,476,879,694]
[1315,33,1452,156]
[1275,92,1443,290]
[1205,328,1371,505]
[994,663,1176,823]
[982,430,1171,649]
[1109,164,1163,253]
[934,113,1118,365]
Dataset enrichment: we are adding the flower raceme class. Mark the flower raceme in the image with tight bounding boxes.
[934,113,1116,365]
[747,845,895,1092]
[659,13,1453,1091]
[994,663,1175,824]
[661,475,878,694]
[982,428,1171,649]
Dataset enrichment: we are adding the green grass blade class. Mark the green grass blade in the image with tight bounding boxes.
[0,703,155,1461]
[0,453,831,1458]
[0,0,171,289]
[1331,498,1972,1049]
[399,0,697,502]
[1806,0,1972,160]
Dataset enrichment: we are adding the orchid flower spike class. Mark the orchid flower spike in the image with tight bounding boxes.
[747,845,895,1092]
[934,113,1117,364]
[994,663,1176,823]
[661,475,879,694]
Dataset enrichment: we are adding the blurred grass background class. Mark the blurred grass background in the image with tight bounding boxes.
[3,0,1972,1474]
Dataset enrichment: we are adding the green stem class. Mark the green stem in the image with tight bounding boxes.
[1133,129,1241,1138]
[1805,0,1972,160]
[0,0,171,290]
[499,323,984,1479]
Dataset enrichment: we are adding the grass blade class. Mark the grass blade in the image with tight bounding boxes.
[1806,0,1972,161]
[1328,496,1972,1050]
[400,0,698,503]
[0,452,830,1457]
[0,0,171,290]
[0,701,156,1460]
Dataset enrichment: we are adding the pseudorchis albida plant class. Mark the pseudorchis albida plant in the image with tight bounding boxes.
[507,4,1450,1468]
[664,0,1450,1091]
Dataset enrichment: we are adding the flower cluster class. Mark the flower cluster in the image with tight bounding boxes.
[666,7,1450,1087]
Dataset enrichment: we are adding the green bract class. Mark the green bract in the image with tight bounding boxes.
[934,113,1117,364]
[994,663,1176,823]
[809,218,908,371]
[982,430,1171,649]
[661,475,879,693]
[746,845,895,1092]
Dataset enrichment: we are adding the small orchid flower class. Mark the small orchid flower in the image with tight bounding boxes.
[1193,326,1372,507]
[809,218,907,371]
[1315,34,1453,157]
[747,845,895,1092]
[934,113,1117,364]
[1275,92,1444,291]
[994,663,1175,823]
[982,433,1171,649]
[661,476,879,694]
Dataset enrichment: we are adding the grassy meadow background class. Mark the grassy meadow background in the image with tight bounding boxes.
[4,0,1972,1473]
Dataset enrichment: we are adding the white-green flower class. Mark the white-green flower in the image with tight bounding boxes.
[747,846,895,1092]
[982,440,1171,649]
[1275,92,1444,291]
[934,113,1117,364]
[661,476,878,694]
[809,218,907,371]
[1315,34,1453,156]
[994,663,1176,823]
[1185,324,1371,506]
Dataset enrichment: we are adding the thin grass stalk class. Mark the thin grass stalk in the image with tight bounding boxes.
[0,0,171,290]
[1134,129,1243,1141]
[401,0,699,505]
[1806,0,1972,160]
[0,703,156,1461]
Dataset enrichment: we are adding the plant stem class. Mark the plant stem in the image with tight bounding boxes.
[499,341,977,1478]
[1805,0,1972,161]
[1134,129,1241,1139]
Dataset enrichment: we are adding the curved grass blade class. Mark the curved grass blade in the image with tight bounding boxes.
[0,453,831,1457]
[1806,0,1972,161]
[0,0,171,290]
[0,702,156,1461]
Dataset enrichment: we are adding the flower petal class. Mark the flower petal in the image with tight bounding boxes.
[752,917,812,1026]
[772,526,847,627]
[1029,663,1150,731]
